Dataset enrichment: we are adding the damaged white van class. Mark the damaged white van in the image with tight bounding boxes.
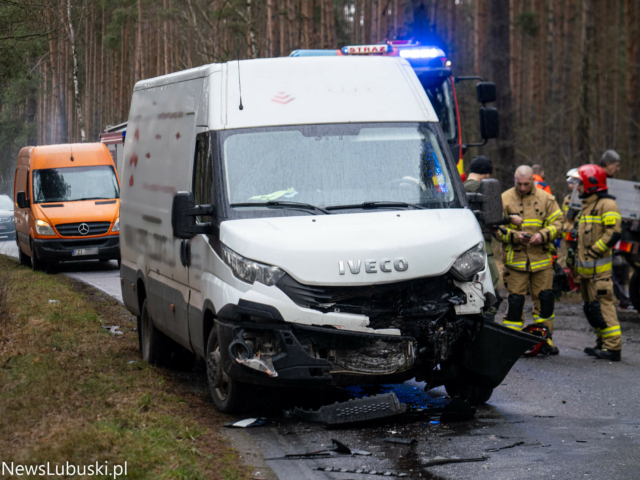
[120,56,536,413]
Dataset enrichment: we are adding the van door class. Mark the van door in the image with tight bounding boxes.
[13,163,29,251]
[123,84,201,349]
[186,132,214,357]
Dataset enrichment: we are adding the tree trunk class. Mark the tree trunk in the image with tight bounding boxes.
[135,0,143,81]
[474,0,488,78]
[577,0,593,164]
[488,0,515,186]
[625,0,640,166]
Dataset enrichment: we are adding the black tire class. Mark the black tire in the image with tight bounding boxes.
[140,299,164,365]
[139,299,195,370]
[136,315,143,353]
[445,382,494,405]
[629,270,640,312]
[205,325,247,413]
[18,245,30,266]
[30,240,46,271]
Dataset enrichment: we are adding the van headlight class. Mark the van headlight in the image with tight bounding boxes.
[450,242,486,281]
[111,217,120,232]
[221,244,285,286]
[35,219,56,236]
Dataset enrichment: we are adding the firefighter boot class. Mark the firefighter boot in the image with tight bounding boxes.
[540,336,559,356]
[584,328,603,356]
[593,348,621,362]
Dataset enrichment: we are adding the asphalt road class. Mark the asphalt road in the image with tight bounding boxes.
[1,239,639,479]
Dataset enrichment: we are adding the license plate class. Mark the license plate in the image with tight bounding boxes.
[72,248,99,256]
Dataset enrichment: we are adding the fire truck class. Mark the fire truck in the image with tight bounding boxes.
[291,40,499,179]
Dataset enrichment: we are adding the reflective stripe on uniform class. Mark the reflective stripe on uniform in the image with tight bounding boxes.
[545,226,558,239]
[530,257,552,270]
[602,211,621,226]
[533,314,555,323]
[595,239,608,252]
[575,256,613,275]
[546,209,562,224]
[522,218,544,227]
[503,320,524,330]
[580,215,602,224]
[502,228,516,244]
[596,328,602,338]
[601,325,621,338]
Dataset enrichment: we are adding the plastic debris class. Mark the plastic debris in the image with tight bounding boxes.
[420,455,489,468]
[383,437,417,445]
[293,393,407,427]
[266,439,371,460]
[101,325,123,335]
[223,418,266,428]
[485,441,542,452]
[313,467,408,477]
[235,355,278,377]
[48,300,60,304]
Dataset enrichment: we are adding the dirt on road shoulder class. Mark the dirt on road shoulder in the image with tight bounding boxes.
[0,256,249,480]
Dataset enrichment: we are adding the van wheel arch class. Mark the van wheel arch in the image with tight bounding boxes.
[202,306,216,359]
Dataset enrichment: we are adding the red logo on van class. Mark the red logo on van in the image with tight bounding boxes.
[271,92,295,105]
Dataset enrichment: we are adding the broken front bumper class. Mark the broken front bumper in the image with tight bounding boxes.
[215,318,418,388]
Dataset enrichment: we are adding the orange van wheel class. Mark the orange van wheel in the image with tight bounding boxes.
[29,240,47,272]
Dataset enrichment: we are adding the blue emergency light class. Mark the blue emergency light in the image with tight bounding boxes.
[398,47,446,59]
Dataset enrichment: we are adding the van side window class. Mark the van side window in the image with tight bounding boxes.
[193,133,213,207]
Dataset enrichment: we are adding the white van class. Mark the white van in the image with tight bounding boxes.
[120,56,535,413]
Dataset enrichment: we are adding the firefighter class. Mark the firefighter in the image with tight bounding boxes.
[532,164,552,194]
[497,165,563,355]
[570,164,622,361]
[562,168,579,234]
[600,150,633,309]
[463,156,522,292]
[562,168,581,292]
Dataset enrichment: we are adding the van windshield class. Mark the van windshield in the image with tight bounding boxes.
[33,166,120,204]
[222,123,460,211]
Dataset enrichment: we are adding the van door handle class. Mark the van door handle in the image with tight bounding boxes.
[180,240,191,267]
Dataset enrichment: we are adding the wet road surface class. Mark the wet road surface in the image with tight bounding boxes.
[2,239,639,478]
[224,299,640,480]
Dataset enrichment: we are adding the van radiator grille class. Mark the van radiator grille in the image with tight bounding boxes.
[55,222,111,237]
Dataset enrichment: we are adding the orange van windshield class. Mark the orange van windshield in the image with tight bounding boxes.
[32,166,120,204]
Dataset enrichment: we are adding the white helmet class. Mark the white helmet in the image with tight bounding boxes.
[566,168,578,181]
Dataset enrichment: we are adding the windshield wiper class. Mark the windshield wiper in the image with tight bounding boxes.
[74,197,114,201]
[230,201,331,215]
[326,201,425,211]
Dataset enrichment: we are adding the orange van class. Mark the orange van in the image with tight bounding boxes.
[13,143,121,270]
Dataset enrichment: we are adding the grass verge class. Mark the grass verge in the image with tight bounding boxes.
[0,256,248,479]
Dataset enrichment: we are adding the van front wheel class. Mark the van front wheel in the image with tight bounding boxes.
[206,326,247,413]
[30,240,46,271]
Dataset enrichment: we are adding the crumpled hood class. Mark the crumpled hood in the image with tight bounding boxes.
[220,209,484,286]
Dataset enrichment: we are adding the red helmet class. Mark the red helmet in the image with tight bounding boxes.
[575,164,608,194]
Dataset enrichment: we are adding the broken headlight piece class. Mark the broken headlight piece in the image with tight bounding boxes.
[221,244,285,286]
[449,242,485,282]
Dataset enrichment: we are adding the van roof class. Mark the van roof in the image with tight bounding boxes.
[132,56,438,129]
[25,143,114,170]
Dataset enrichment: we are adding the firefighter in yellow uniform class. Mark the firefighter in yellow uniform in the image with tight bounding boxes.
[570,165,622,361]
[562,168,580,235]
[497,166,563,355]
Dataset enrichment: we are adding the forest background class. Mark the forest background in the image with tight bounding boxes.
[1,0,639,194]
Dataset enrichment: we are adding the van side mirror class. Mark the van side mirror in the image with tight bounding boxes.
[171,191,214,239]
[466,179,503,227]
[16,191,28,209]
[476,82,496,104]
[480,107,499,140]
